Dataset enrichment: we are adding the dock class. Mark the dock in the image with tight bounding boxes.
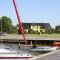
[0,34,60,43]
[0,34,60,40]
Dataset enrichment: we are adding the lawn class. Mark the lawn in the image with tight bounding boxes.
[27,34,60,37]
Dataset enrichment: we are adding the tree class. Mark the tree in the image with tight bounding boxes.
[28,28,35,34]
[45,28,54,34]
[0,19,1,32]
[9,25,17,33]
[0,16,16,34]
[1,16,12,33]
[55,25,60,33]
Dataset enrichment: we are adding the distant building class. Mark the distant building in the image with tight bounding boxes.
[22,23,51,34]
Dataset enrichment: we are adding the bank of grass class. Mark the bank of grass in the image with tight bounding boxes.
[27,34,60,37]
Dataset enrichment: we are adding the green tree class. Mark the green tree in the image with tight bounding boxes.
[1,16,12,33]
[55,25,60,33]
[0,16,16,34]
[0,19,1,32]
[28,28,34,34]
[9,26,17,33]
[45,28,54,34]
[0,19,2,35]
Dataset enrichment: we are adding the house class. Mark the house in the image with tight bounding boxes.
[22,23,51,34]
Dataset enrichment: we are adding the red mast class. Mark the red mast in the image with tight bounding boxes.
[13,0,28,48]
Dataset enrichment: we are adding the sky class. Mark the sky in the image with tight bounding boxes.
[0,0,60,28]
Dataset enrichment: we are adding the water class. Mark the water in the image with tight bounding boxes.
[1,43,47,55]
[2,43,29,51]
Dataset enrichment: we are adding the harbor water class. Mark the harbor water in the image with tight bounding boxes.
[1,43,47,54]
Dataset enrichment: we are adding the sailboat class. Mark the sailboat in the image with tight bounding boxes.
[0,0,32,59]
[0,45,32,59]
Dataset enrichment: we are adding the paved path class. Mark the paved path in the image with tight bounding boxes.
[28,49,60,60]
[35,50,60,60]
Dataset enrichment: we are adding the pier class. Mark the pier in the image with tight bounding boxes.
[0,34,60,40]
[0,34,60,43]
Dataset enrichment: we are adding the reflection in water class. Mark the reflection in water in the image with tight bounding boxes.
[2,43,26,50]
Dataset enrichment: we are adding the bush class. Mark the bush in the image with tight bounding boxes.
[55,25,60,33]
[45,28,54,34]
[28,29,34,34]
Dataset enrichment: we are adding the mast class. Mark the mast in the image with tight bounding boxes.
[13,0,28,48]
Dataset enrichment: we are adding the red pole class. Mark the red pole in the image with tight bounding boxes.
[13,0,28,48]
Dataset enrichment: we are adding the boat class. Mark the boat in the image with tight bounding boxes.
[0,0,32,59]
[30,46,58,52]
[0,45,32,59]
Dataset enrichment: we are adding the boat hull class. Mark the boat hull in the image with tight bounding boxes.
[0,45,32,59]
[0,57,32,59]
[0,53,32,59]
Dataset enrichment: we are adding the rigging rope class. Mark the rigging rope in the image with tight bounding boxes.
[13,0,29,48]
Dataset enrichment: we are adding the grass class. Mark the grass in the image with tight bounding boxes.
[26,34,60,37]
